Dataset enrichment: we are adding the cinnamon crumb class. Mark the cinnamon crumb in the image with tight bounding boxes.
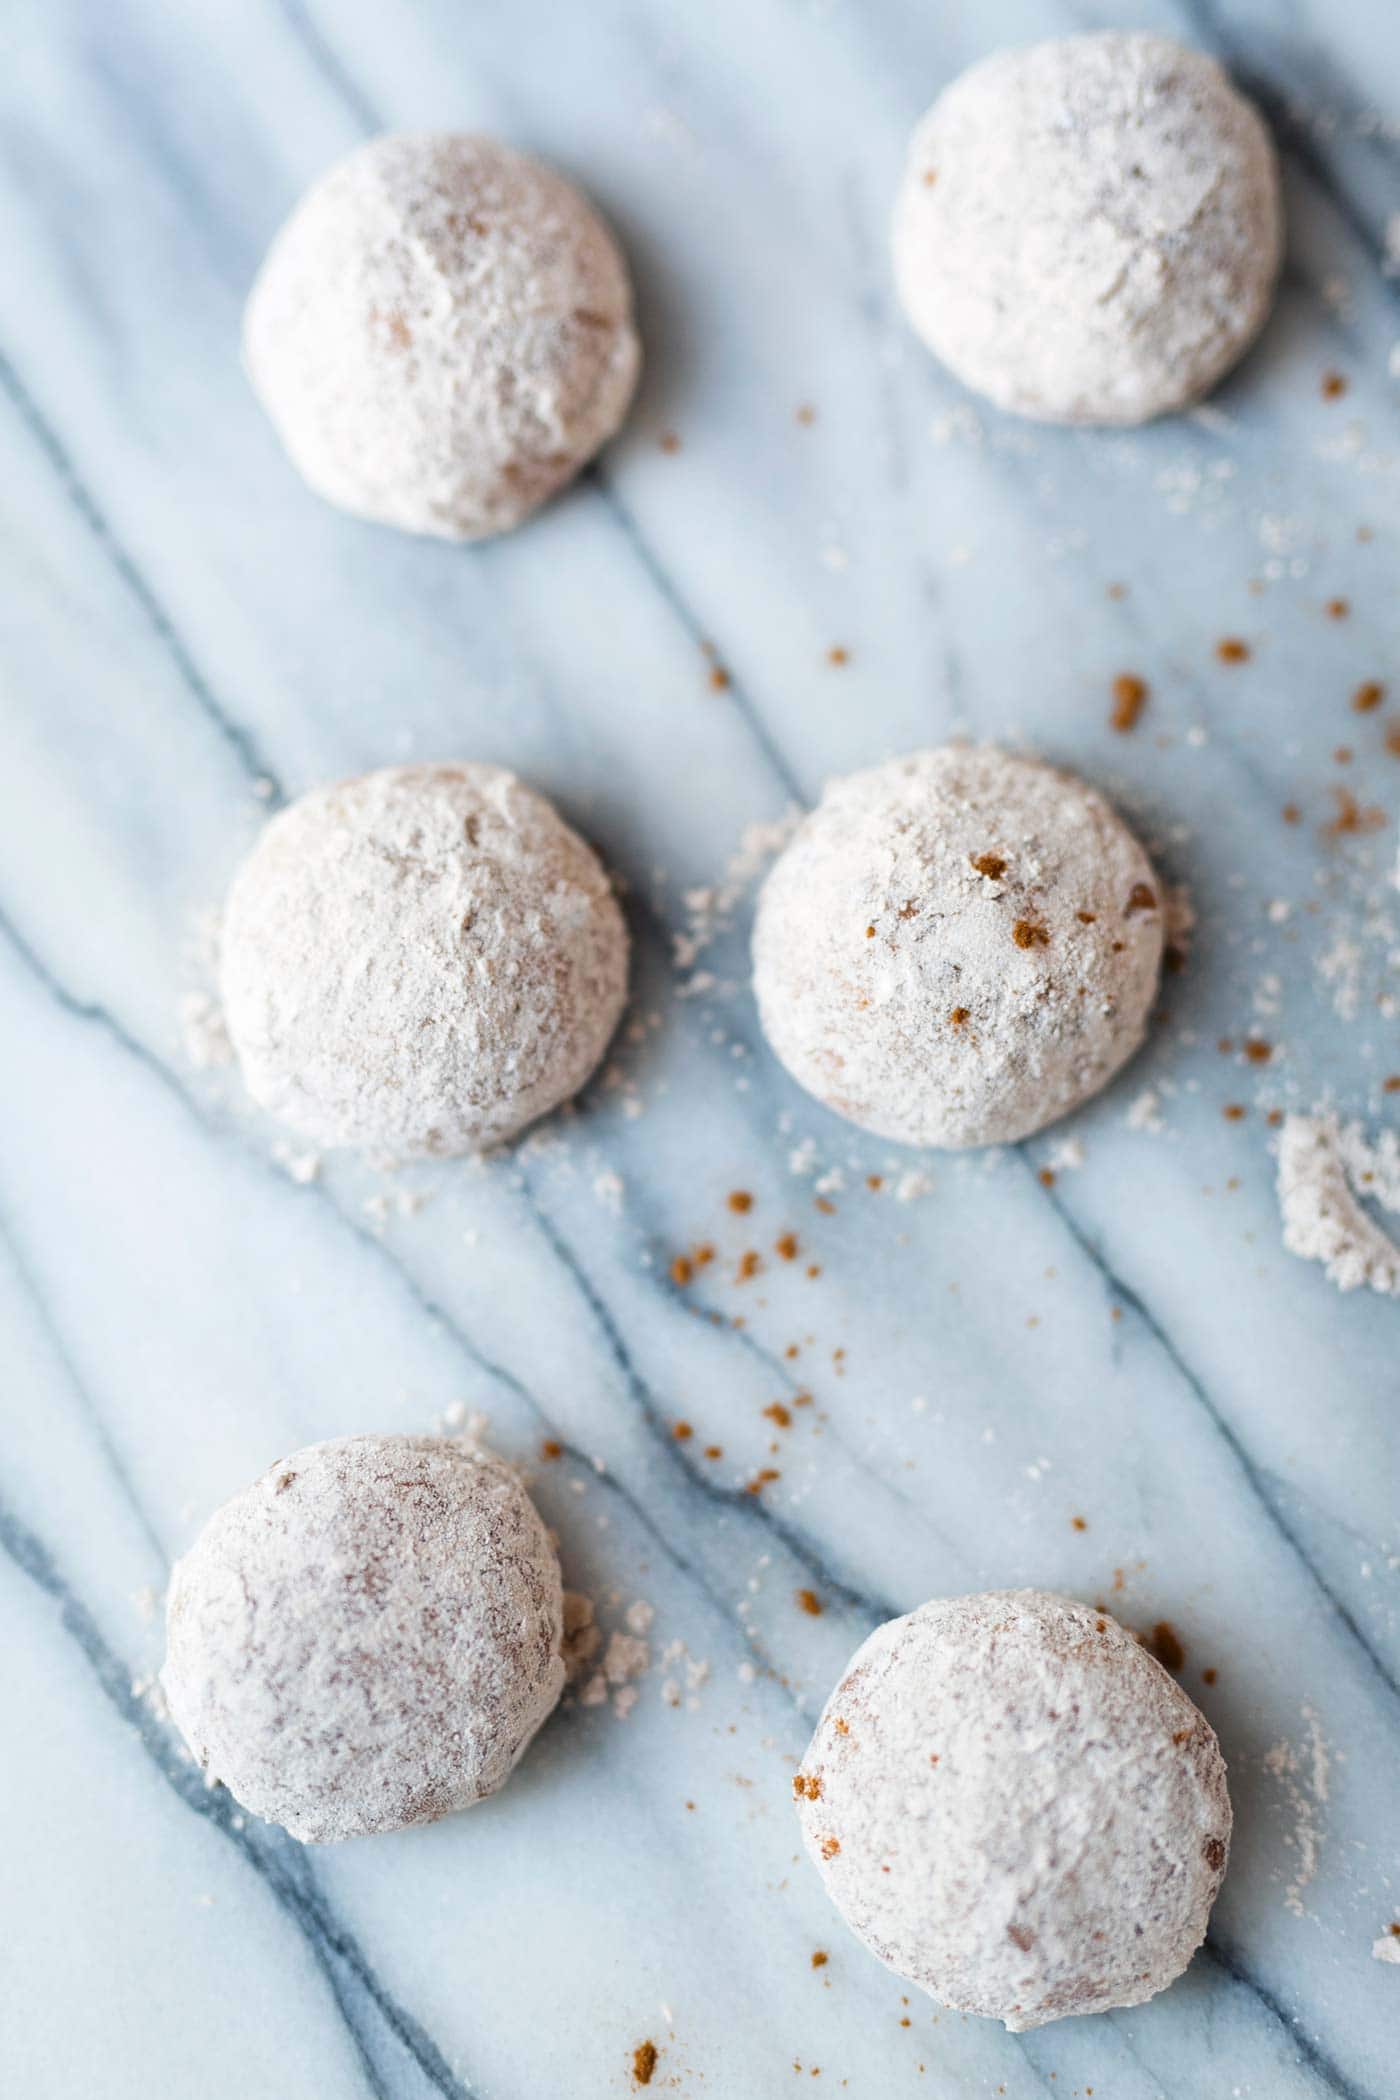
[673,1420,693,1441]
[1202,1667,1218,1686]
[775,1232,800,1261]
[1216,637,1251,664]
[1071,1515,1087,1532]
[864,923,876,938]
[950,1005,971,1026]
[1110,673,1149,732]
[796,1587,823,1617]
[746,1467,780,1494]
[1334,746,1353,765]
[795,403,817,426]
[1353,680,1385,712]
[708,665,731,691]
[670,1254,693,1287]
[1387,725,1400,759]
[1076,910,1097,924]
[1145,1621,1186,1671]
[833,1717,849,1735]
[921,167,937,186]
[657,431,681,454]
[632,2040,659,2086]
[1123,882,1158,917]
[1243,1038,1272,1064]
[737,1250,762,1282]
[971,851,1007,878]
[1012,919,1049,949]
[703,1444,723,1460]
[1325,597,1350,621]
[826,646,849,667]
[1326,787,1386,837]
[764,1402,792,1428]
[1320,370,1348,400]
[814,1196,836,1216]
[793,1772,822,1799]
[727,1190,754,1214]
[1385,1076,1400,1094]
[1282,802,1301,823]
[1223,1104,1246,1121]
[811,1950,829,1969]
[1038,1168,1055,1188]
[540,1438,563,1460]
[866,1175,882,1192]
[820,1837,840,1860]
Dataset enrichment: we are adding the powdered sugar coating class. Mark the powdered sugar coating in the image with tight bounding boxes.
[161,1436,565,1843]
[794,1590,1230,2030]
[221,762,629,1155]
[245,133,640,538]
[752,746,1163,1148]
[893,33,1281,425]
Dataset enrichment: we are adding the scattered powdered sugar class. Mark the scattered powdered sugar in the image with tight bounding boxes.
[1276,1113,1400,1296]
[1263,1705,1332,1917]
[179,990,232,1070]
[1127,1088,1165,1134]
[1373,1931,1400,1965]
[673,809,801,972]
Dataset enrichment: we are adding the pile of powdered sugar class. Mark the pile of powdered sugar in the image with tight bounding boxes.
[1276,1112,1400,1297]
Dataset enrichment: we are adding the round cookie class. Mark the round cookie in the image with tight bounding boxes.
[220,762,629,1156]
[245,132,640,538]
[893,33,1281,424]
[161,1435,565,1842]
[751,745,1162,1148]
[793,1590,1231,2029]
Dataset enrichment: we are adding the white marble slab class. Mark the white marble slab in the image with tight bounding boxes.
[2,0,1398,2093]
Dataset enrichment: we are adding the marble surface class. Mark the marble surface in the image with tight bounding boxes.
[3,1,1399,2094]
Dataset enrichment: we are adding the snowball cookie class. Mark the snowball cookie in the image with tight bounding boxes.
[161,1435,565,1842]
[893,34,1281,424]
[794,1591,1231,2030]
[244,133,640,538]
[221,763,629,1155]
[752,746,1162,1148]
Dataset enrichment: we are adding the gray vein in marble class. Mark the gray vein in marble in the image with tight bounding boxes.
[589,470,807,805]
[1200,1941,1375,2100]
[0,1212,167,1573]
[1176,0,1400,285]
[0,342,284,804]
[0,891,885,1693]
[275,0,384,139]
[1029,1158,1400,1709]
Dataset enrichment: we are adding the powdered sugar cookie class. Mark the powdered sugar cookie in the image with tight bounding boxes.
[162,1436,565,1842]
[893,34,1281,424]
[246,133,640,537]
[752,746,1162,1148]
[793,1590,1230,2029]
[220,763,628,1155]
